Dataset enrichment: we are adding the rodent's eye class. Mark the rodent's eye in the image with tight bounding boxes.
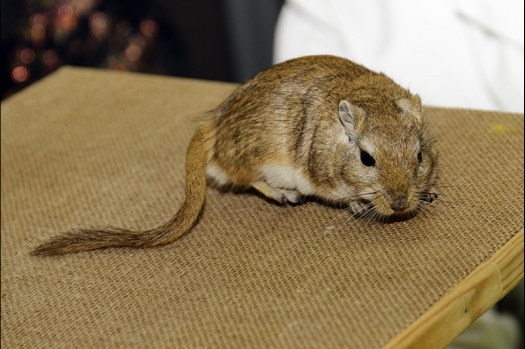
[417,151,423,163]
[360,149,376,167]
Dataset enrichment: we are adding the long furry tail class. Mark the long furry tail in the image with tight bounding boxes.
[32,125,211,256]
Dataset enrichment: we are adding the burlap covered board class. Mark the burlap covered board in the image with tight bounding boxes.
[1,67,523,348]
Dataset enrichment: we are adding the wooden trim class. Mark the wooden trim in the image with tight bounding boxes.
[384,229,524,349]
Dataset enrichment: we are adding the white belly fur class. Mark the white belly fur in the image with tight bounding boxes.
[259,164,316,196]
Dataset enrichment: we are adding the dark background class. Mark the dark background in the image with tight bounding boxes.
[1,0,283,100]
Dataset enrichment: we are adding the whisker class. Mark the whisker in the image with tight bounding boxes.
[336,190,379,202]
[433,184,472,188]
[321,183,455,234]
[318,189,383,232]
[323,205,356,233]
[359,206,378,222]
[417,203,447,221]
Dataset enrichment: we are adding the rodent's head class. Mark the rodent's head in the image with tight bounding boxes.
[335,94,439,219]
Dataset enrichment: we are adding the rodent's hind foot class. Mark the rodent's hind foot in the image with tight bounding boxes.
[251,181,303,204]
[279,189,305,204]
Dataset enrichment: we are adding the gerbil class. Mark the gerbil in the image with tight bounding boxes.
[32,55,439,256]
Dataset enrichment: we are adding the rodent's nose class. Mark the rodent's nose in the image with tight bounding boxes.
[391,197,407,212]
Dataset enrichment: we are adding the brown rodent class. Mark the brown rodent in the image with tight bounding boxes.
[32,55,439,256]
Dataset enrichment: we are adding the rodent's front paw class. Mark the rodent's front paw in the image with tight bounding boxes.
[420,192,438,204]
[349,200,372,216]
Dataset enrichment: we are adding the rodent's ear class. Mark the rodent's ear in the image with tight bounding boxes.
[411,94,423,113]
[396,95,423,123]
[339,100,366,133]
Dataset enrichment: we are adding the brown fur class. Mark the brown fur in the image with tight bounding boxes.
[32,55,439,256]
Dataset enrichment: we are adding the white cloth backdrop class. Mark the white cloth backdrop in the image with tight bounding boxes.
[274,0,524,112]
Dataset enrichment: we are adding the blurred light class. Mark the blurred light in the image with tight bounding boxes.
[114,63,126,70]
[71,0,96,16]
[11,66,30,83]
[140,19,159,38]
[30,25,46,43]
[131,35,146,48]
[43,50,58,67]
[58,5,74,20]
[107,57,127,71]
[125,45,142,62]
[90,12,109,40]
[30,13,48,27]
[57,5,78,31]
[20,48,35,64]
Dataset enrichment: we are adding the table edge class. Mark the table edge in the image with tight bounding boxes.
[384,229,524,349]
